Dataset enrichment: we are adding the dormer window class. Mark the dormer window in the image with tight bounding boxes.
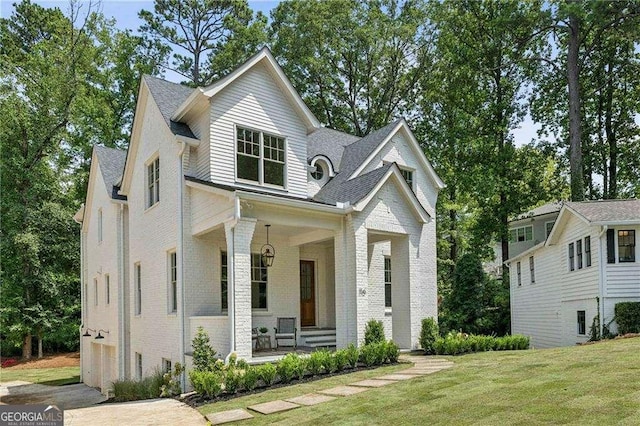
[311,163,324,180]
[236,126,286,187]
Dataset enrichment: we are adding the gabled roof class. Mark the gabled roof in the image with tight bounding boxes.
[171,47,320,131]
[307,127,359,172]
[143,75,196,139]
[94,146,127,200]
[566,199,640,224]
[340,120,401,178]
[314,163,393,205]
[513,201,563,222]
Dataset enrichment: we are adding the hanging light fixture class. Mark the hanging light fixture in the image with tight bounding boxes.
[82,328,96,337]
[261,224,275,267]
[95,329,110,340]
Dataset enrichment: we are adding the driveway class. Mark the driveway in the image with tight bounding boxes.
[0,381,207,425]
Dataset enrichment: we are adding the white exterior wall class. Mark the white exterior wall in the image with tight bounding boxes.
[82,162,121,392]
[209,63,309,198]
[127,93,181,379]
[368,242,392,339]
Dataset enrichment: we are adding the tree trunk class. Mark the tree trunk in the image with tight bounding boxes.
[567,7,585,201]
[38,335,43,359]
[605,61,617,199]
[22,334,32,360]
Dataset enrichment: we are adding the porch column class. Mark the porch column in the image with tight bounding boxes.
[391,235,411,348]
[334,216,369,348]
[224,218,256,360]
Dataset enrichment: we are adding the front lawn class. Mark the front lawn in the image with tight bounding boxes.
[199,338,640,424]
[0,367,80,386]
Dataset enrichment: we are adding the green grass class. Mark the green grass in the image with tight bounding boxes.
[198,338,640,425]
[0,367,80,386]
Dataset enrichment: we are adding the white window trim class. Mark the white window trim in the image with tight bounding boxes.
[135,352,143,380]
[94,278,98,306]
[399,166,415,192]
[98,208,103,244]
[145,154,160,210]
[234,125,288,190]
[545,221,554,239]
[516,262,521,286]
[384,256,392,311]
[168,250,177,315]
[134,262,142,316]
[250,252,269,311]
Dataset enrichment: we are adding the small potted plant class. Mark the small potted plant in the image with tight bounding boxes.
[259,327,268,335]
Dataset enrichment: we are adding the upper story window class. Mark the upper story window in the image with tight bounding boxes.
[576,239,583,269]
[168,251,177,314]
[585,236,592,267]
[98,208,103,243]
[400,167,414,189]
[568,242,575,271]
[311,163,324,181]
[147,157,160,208]
[619,230,636,262]
[236,127,286,187]
[529,256,535,284]
[545,221,554,238]
[384,257,392,308]
[516,261,521,286]
[510,225,533,243]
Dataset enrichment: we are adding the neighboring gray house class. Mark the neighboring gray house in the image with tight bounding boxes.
[508,199,640,348]
[74,48,444,393]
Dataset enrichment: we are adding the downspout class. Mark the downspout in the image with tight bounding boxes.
[598,225,608,333]
[343,214,350,345]
[118,204,126,379]
[177,142,187,391]
[78,227,85,382]
[225,196,241,364]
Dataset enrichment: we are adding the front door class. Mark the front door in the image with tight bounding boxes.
[300,260,316,327]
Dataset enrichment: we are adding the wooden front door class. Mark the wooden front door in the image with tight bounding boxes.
[300,260,316,327]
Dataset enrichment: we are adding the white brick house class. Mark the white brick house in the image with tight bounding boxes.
[508,200,640,348]
[74,48,444,393]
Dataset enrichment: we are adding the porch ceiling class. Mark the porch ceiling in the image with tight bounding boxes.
[195,221,335,247]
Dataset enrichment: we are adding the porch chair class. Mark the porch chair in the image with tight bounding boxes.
[274,317,297,349]
[252,327,258,349]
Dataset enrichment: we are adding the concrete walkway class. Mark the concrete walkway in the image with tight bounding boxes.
[206,355,454,425]
[0,381,106,409]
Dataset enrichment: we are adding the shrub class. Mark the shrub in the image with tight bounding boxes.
[360,342,386,367]
[192,327,217,372]
[189,370,224,397]
[224,368,242,394]
[420,318,439,354]
[615,302,640,334]
[294,356,307,380]
[333,349,348,371]
[257,363,277,386]
[385,340,400,363]
[242,366,259,391]
[160,362,183,397]
[433,332,529,355]
[113,369,165,402]
[345,343,359,368]
[364,319,386,345]
[277,353,300,383]
[307,349,331,375]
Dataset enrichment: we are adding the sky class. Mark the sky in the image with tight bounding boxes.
[0,0,540,144]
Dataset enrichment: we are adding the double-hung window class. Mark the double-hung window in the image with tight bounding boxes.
[147,157,160,208]
[585,236,592,267]
[618,230,636,262]
[384,257,392,308]
[251,253,268,309]
[516,262,521,286]
[529,256,535,284]
[568,243,575,271]
[577,311,586,335]
[136,353,143,379]
[105,274,110,305]
[236,127,285,187]
[169,251,177,313]
[576,239,583,269]
[400,168,414,190]
[509,226,533,243]
[221,251,228,310]
[135,263,142,315]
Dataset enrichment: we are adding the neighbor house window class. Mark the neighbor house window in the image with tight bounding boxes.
[169,251,177,313]
[251,253,267,309]
[136,353,143,379]
[516,262,521,286]
[384,257,392,308]
[618,230,636,262]
[585,236,592,267]
[529,256,535,284]
[221,251,228,310]
[400,168,414,189]
[577,311,586,335]
[147,157,160,208]
[105,274,110,305]
[94,278,98,306]
[568,243,575,271]
[576,239,583,269]
[162,358,172,374]
[545,221,554,238]
[236,127,286,187]
[509,225,533,243]
[98,208,103,243]
[135,263,141,315]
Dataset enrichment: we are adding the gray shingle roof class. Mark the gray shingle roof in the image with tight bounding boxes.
[143,75,196,139]
[307,127,359,171]
[567,199,640,223]
[313,163,392,205]
[514,201,563,221]
[94,145,127,200]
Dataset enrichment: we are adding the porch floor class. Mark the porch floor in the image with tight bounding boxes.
[250,345,335,364]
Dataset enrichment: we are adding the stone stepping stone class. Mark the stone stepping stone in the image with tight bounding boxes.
[350,379,397,388]
[248,400,300,415]
[206,409,254,425]
[285,393,336,406]
[376,374,422,381]
[318,385,369,396]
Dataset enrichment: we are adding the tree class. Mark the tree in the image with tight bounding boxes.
[271,0,433,136]
[138,0,268,86]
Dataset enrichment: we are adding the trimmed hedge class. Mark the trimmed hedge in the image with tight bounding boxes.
[433,332,529,355]
[615,302,640,334]
[420,318,439,354]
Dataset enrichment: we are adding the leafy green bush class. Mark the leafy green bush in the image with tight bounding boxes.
[192,327,218,372]
[433,332,529,355]
[307,349,332,375]
[360,341,386,366]
[420,317,439,354]
[224,368,242,394]
[160,362,183,397]
[257,363,277,386]
[615,302,640,334]
[189,370,224,397]
[277,353,300,383]
[364,319,386,345]
[333,349,348,371]
[112,370,164,402]
[345,343,359,368]
[294,356,307,380]
[241,366,259,391]
[385,340,400,363]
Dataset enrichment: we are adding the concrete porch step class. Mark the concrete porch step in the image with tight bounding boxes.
[299,328,337,337]
[300,328,336,348]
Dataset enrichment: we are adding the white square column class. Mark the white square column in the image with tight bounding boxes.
[391,235,411,348]
[224,218,256,360]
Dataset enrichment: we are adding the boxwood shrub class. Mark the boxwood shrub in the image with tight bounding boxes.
[614,302,640,334]
[433,332,529,355]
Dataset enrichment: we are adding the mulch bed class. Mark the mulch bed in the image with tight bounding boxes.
[1,352,80,369]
